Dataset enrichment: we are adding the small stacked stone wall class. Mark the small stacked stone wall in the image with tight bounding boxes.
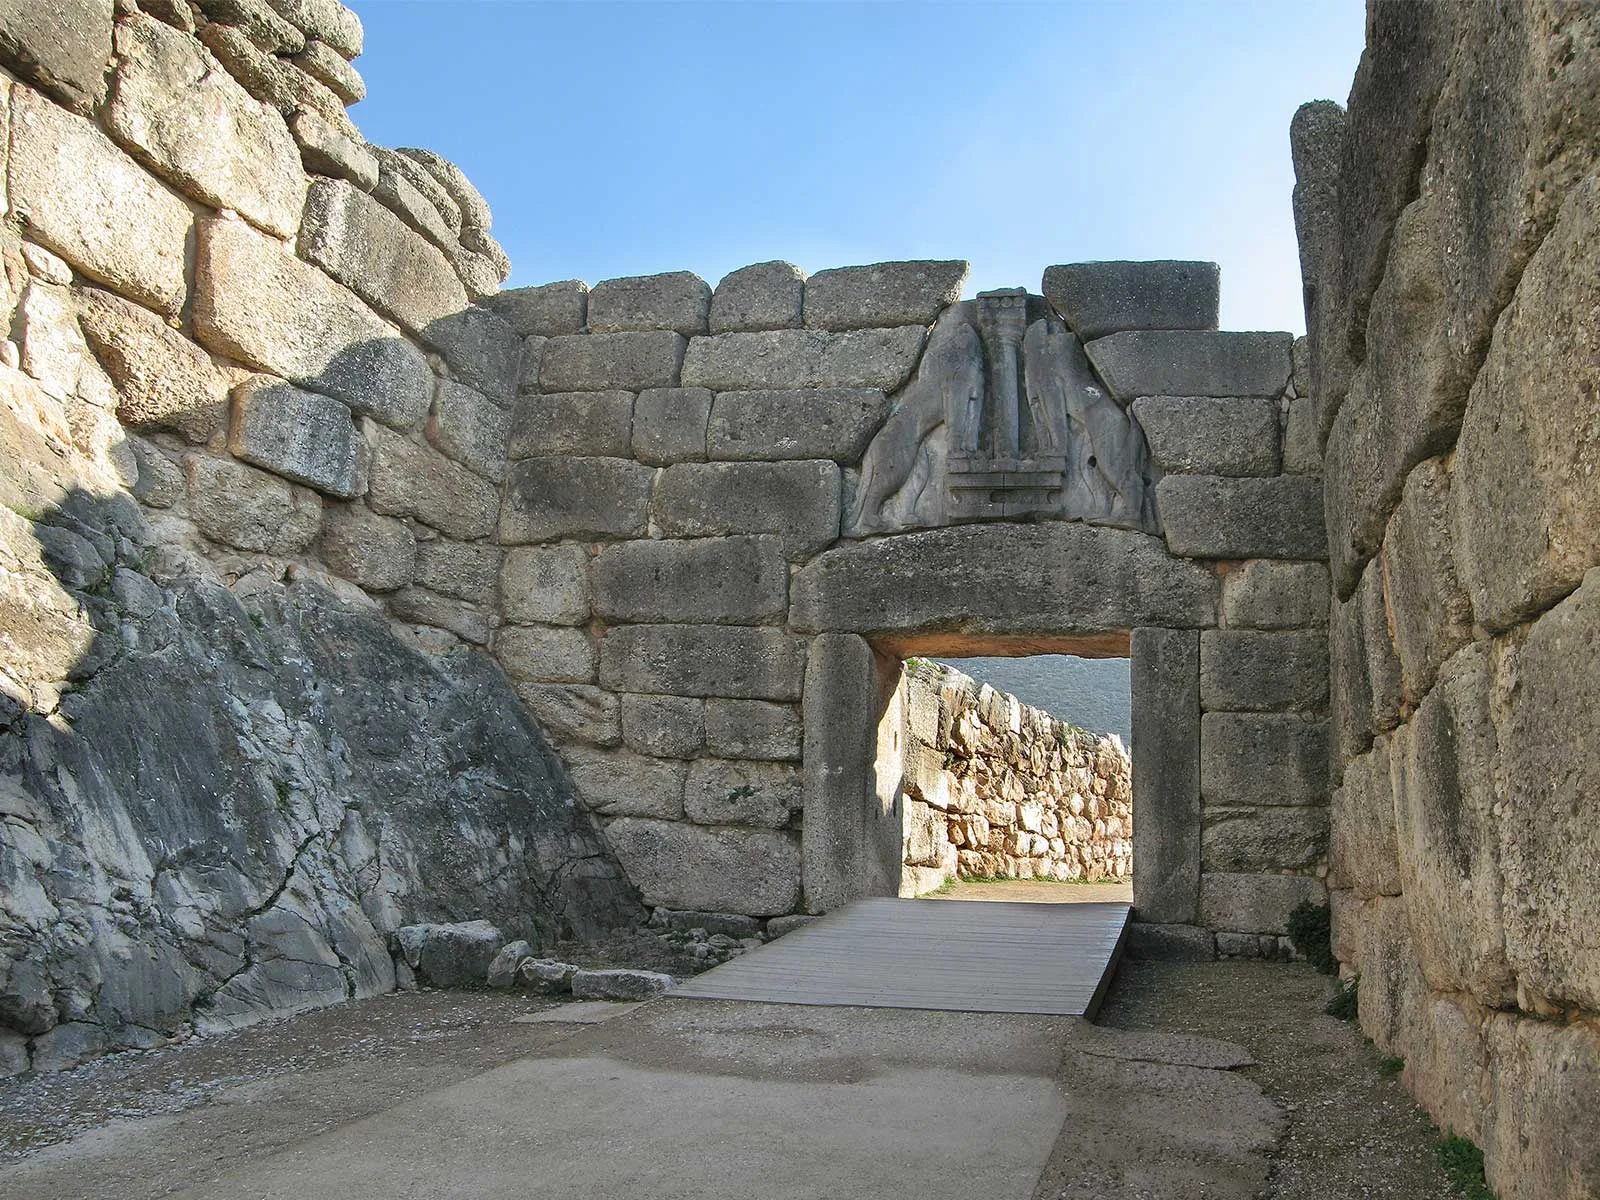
[894,661,1131,896]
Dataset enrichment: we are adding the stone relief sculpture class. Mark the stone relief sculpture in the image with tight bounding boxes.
[847,290,1160,536]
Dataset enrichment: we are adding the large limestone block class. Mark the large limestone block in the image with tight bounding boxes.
[296,38,365,105]
[590,535,787,625]
[1482,1016,1600,1200]
[421,306,522,404]
[802,260,967,331]
[1405,994,1490,1150]
[264,0,363,58]
[1351,894,1428,1060]
[196,22,350,134]
[587,271,711,336]
[685,759,801,828]
[1201,807,1328,872]
[790,523,1218,639]
[229,376,364,498]
[598,624,806,701]
[184,452,321,553]
[8,87,190,315]
[394,147,491,233]
[604,818,801,916]
[108,16,305,237]
[1288,99,1350,439]
[706,388,888,463]
[413,538,498,604]
[495,624,595,684]
[427,380,509,482]
[1084,331,1293,401]
[388,586,492,644]
[539,331,684,392]
[0,0,113,112]
[371,147,460,246]
[620,693,705,759]
[1327,735,1400,898]
[1382,458,1471,702]
[487,280,587,337]
[652,459,840,561]
[1451,171,1600,634]
[1042,261,1220,340]
[1199,630,1327,713]
[1130,396,1280,477]
[561,747,685,820]
[1219,560,1328,630]
[364,423,498,539]
[299,178,469,340]
[710,261,804,333]
[1157,475,1326,561]
[1496,570,1600,1012]
[1130,627,1200,924]
[632,386,710,464]
[193,217,431,430]
[681,327,926,392]
[1197,872,1323,936]
[515,683,619,748]
[500,456,652,543]
[500,544,589,625]
[704,699,801,762]
[1200,713,1329,808]
[318,501,414,592]
[508,390,633,459]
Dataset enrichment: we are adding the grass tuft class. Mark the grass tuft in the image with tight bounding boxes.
[1436,1134,1496,1200]
[1287,900,1337,974]
[1376,1055,1405,1077]
[1325,976,1359,1020]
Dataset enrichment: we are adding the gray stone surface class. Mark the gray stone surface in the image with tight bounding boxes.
[501,544,590,625]
[588,272,711,336]
[591,536,788,625]
[0,0,113,112]
[1156,475,1327,561]
[365,423,499,540]
[108,15,305,237]
[603,819,802,916]
[791,524,1218,639]
[413,538,498,604]
[685,759,801,828]
[387,587,492,645]
[1327,735,1400,899]
[652,460,841,561]
[705,699,802,762]
[394,921,503,988]
[710,261,805,333]
[371,147,459,247]
[632,387,711,464]
[1199,630,1328,713]
[599,624,807,701]
[193,217,432,431]
[1328,575,1372,771]
[1042,261,1220,340]
[1085,331,1293,401]
[508,391,633,459]
[1481,1015,1600,1200]
[9,87,191,316]
[515,683,620,749]
[319,501,415,592]
[1200,713,1329,808]
[707,388,888,463]
[394,147,491,234]
[561,746,686,820]
[681,327,926,392]
[620,694,705,759]
[1219,560,1329,631]
[488,280,588,337]
[540,331,685,392]
[229,376,365,498]
[296,38,364,104]
[423,306,522,404]
[1281,396,1320,474]
[185,452,322,553]
[570,968,675,1001]
[500,457,653,543]
[496,625,595,684]
[1197,873,1324,936]
[1125,922,1215,962]
[1382,458,1471,703]
[1131,628,1201,925]
[1130,396,1280,477]
[1357,557,1402,736]
[1201,807,1328,872]
[485,940,532,990]
[428,380,510,482]
[803,261,968,330]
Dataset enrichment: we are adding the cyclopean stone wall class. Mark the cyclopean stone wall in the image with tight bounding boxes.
[0,0,639,1076]
[1293,3,1600,1195]
[892,659,1132,897]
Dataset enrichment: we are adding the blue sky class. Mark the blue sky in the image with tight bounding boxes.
[346,1,1365,334]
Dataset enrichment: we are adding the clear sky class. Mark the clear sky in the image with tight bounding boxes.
[346,0,1365,334]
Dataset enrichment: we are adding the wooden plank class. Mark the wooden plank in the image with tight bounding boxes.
[673,898,1131,1016]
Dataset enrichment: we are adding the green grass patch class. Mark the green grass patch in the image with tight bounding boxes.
[1287,900,1337,974]
[1325,976,1359,1020]
[1436,1135,1495,1200]
[1376,1055,1405,1077]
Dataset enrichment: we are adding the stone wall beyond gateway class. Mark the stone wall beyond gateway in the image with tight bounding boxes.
[1292,2,1600,1196]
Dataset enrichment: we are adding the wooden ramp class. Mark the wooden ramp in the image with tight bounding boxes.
[672,898,1131,1018]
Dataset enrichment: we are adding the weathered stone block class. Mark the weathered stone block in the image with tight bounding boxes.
[496,624,595,684]
[500,456,652,543]
[1382,458,1471,703]
[561,746,685,820]
[1482,1015,1600,1200]
[1156,475,1326,561]
[587,271,710,336]
[229,376,364,498]
[706,388,888,463]
[108,15,305,237]
[1085,331,1293,401]
[295,38,363,105]
[591,536,788,625]
[1199,630,1327,713]
[1131,627,1200,925]
[1328,735,1400,898]
[570,968,673,1002]
[0,0,113,112]
[603,818,801,916]
[423,306,522,404]
[9,87,190,315]
[196,23,350,133]
[387,586,491,644]
[1125,923,1215,962]
[791,523,1218,639]
[685,759,801,828]
[1130,396,1280,477]
[1197,873,1324,936]
[413,538,498,604]
[705,699,801,762]
[1282,396,1320,475]
[632,386,710,464]
[394,147,490,233]
[1405,994,1491,1151]
[1200,713,1329,808]
[193,217,432,430]
[1201,807,1328,872]
[652,460,840,561]
[264,0,363,58]
[1219,560,1328,630]
[184,452,321,554]
[427,380,509,482]
[364,423,498,540]
[599,624,806,701]
[288,106,376,189]
[1351,895,1428,1060]
[802,260,967,331]
[620,693,705,759]
[319,501,414,592]
[710,261,804,333]
[394,921,502,988]
[1042,261,1220,340]
[371,146,459,246]
[487,280,587,337]
[508,390,633,459]
[540,331,684,392]
[681,327,926,392]
[500,544,589,625]
[514,683,619,748]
